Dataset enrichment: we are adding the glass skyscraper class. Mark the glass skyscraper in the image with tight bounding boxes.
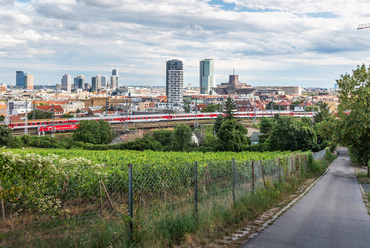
[199,59,214,95]
[16,71,25,88]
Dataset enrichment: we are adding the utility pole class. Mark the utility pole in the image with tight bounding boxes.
[5,99,9,126]
[311,95,314,125]
[253,97,257,124]
[33,100,36,119]
[195,96,199,128]
[24,100,28,135]
[105,98,108,117]
[51,104,55,138]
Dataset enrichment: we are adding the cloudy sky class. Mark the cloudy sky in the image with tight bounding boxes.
[1,0,370,88]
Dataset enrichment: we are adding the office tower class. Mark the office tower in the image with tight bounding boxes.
[74,75,85,90]
[101,75,108,88]
[24,74,34,89]
[61,74,71,91]
[84,82,91,90]
[91,75,102,92]
[16,71,26,88]
[200,59,215,95]
[111,69,118,90]
[166,59,183,104]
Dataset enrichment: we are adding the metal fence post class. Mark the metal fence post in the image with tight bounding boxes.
[194,161,198,214]
[252,161,255,192]
[128,163,133,242]
[278,157,282,183]
[232,158,236,205]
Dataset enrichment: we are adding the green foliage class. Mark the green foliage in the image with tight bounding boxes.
[157,213,197,246]
[267,116,318,152]
[224,96,237,120]
[183,100,191,113]
[315,101,331,124]
[201,103,217,113]
[124,134,163,151]
[213,114,224,135]
[28,110,52,119]
[173,124,193,151]
[322,64,370,165]
[217,119,248,152]
[0,125,13,147]
[72,120,113,145]
[62,114,74,118]
[259,117,275,143]
[153,129,174,147]
[299,117,312,127]
[0,115,4,122]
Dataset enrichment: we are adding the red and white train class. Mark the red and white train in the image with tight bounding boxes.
[7,110,317,133]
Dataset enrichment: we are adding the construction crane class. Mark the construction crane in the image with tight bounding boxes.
[358,23,370,30]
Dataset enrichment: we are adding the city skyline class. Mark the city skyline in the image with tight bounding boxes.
[1,1,370,88]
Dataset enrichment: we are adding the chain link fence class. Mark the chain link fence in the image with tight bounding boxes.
[0,153,310,247]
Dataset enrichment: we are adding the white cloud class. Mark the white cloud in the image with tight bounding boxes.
[0,0,369,87]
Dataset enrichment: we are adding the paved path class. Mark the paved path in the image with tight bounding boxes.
[243,148,370,248]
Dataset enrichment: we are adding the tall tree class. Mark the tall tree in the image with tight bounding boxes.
[224,96,237,120]
[217,119,248,152]
[213,114,224,135]
[322,64,370,165]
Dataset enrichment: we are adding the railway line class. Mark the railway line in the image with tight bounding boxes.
[7,110,316,136]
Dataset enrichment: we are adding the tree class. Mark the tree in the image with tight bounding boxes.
[201,103,217,113]
[72,120,113,144]
[259,117,275,143]
[153,129,174,147]
[184,100,191,113]
[213,114,224,135]
[0,125,14,147]
[62,113,74,118]
[321,64,370,166]
[217,119,248,152]
[224,96,237,120]
[173,124,193,151]
[0,116,4,122]
[28,110,52,119]
[314,101,331,124]
[267,116,318,152]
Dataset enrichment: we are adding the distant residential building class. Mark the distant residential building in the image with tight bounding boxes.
[91,76,102,92]
[0,84,6,93]
[61,101,84,113]
[84,82,90,90]
[200,59,215,95]
[61,74,71,91]
[16,71,25,88]
[334,83,339,91]
[250,132,263,145]
[74,75,85,90]
[24,74,34,90]
[36,105,64,117]
[166,59,183,105]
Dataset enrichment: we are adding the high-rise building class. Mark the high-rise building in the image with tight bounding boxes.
[101,75,108,88]
[16,71,25,88]
[92,75,102,92]
[166,59,183,105]
[200,59,215,95]
[24,74,34,90]
[111,69,118,90]
[61,74,71,91]
[74,75,85,90]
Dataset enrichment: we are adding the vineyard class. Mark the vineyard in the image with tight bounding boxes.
[0,148,313,247]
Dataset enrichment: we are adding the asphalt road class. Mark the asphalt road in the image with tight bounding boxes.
[243,148,370,248]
